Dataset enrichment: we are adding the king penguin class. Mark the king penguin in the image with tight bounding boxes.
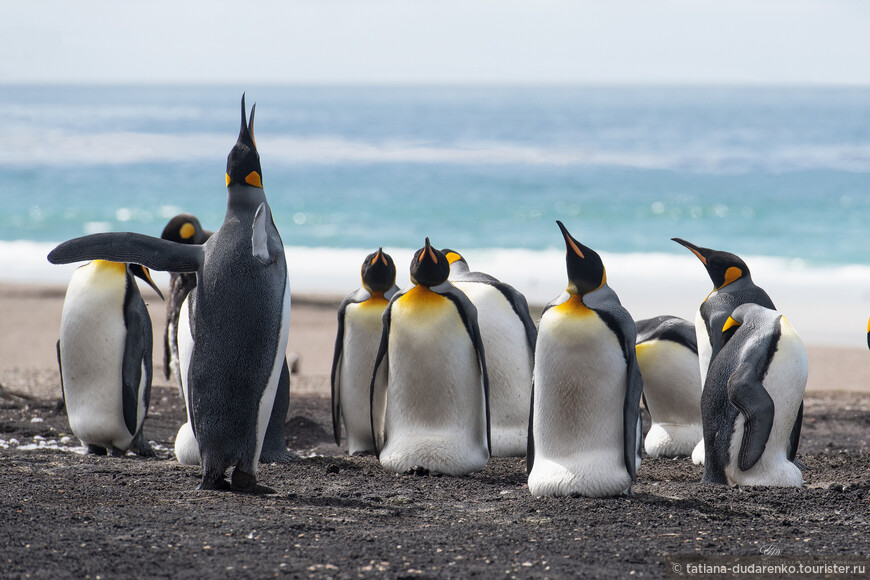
[160,213,211,391]
[527,221,643,498]
[671,238,782,464]
[331,248,400,455]
[441,249,536,457]
[370,238,491,476]
[57,260,163,456]
[49,95,292,492]
[635,315,702,458]
[701,303,807,486]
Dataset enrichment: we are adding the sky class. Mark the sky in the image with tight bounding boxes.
[3,0,870,85]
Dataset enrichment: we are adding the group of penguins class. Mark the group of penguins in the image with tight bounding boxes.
[49,96,808,497]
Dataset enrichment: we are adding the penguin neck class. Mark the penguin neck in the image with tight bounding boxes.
[225,184,267,216]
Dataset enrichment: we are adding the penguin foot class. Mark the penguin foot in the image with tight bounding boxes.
[111,447,127,458]
[258,449,299,464]
[87,444,107,456]
[793,458,810,472]
[403,465,430,477]
[198,477,232,492]
[351,450,373,457]
[231,469,276,494]
[130,431,156,458]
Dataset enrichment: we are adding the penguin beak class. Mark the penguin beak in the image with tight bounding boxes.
[672,238,709,265]
[420,237,438,264]
[557,220,585,259]
[372,247,385,267]
[131,265,164,300]
[722,316,741,333]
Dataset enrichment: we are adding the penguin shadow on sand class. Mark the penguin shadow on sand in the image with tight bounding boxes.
[56,260,164,458]
[50,95,294,494]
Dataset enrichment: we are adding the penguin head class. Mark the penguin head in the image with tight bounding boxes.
[672,238,750,290]
[410,238,449,287]
[557,220,606,296]
[160,214,211,245]
[129,264,164,300]
[722,303,779,345]
[225,93,263,190]
[361,248,396,294]
[441,248,469,276]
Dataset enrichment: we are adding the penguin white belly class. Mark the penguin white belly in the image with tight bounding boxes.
[453,282,532,457]
[340,299,388,454]
[251,274,292,473]
[725,324,807,486]
[380,296,488,476]
[174,295,200,465]
[60,272,133,451]
[636,340,702,457]
[528,308,631,497]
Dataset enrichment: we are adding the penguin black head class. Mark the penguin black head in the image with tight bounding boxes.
[672,238,750,290]
[557,220,606,296]
[361,248,396,294]
[161,214,211,245]
[128,263,164,300]
[226,93,263,189]
[410,238,449,287]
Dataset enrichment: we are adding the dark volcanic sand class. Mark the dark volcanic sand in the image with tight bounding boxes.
[1,385,868,579]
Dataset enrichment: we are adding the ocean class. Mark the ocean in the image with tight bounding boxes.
[1,84,869,344]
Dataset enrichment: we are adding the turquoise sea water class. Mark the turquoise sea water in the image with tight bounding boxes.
[2,84,869,267]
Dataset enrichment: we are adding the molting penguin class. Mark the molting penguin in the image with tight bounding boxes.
[442,249,536,457]
[49,95,292,492]
[160,214,211,391]
[57,260,163,456]
[635,315,702,458]
[527,221,643,498]
[701,303,807,486]
[370,238,491,476]
[331,248,399,455]
[671,238,778,464]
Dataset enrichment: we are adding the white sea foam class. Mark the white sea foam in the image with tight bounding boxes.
[5,241,868,348]
[2,128,870,173]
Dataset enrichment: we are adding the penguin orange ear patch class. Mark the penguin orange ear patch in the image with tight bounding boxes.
[226,173,231,187]
[245,171,263,188]
[180,223,196,240]
[722,266,743,288]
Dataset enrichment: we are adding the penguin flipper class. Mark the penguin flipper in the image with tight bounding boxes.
[121,273,151,439]
[370,295,397,456]
[787,400,804,463]
[56,339,66,410]
[584,285,643,480]
[526,378,535,474]
[252,203,280,266]
[435,283,492,456]
[48,232,204,273]
[727,365,775,472]
[491,281,538,352]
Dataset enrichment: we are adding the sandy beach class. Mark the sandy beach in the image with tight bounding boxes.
[2,280,869,578]
[2,281,868,400]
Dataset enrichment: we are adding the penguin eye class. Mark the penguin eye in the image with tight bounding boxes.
[245,171,263,188]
